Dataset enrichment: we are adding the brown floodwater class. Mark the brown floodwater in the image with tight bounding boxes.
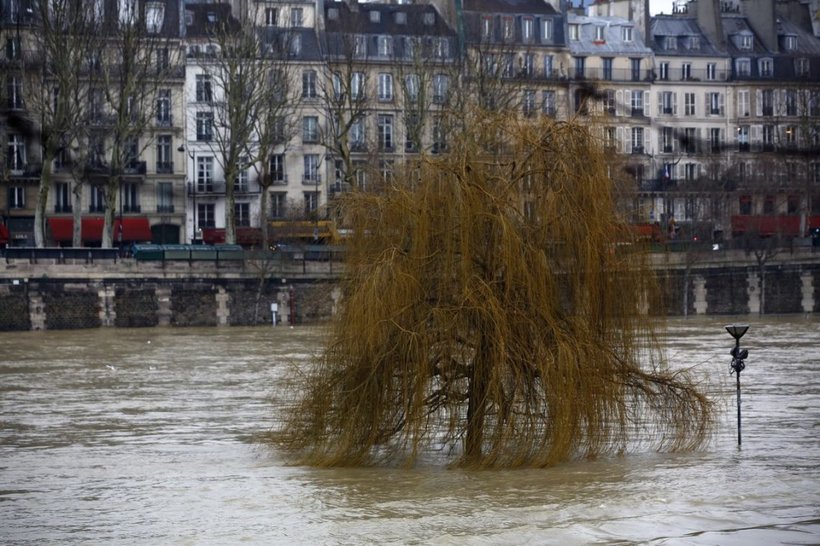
[1,317,818,545]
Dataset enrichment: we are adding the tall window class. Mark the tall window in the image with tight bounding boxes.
[378,114,394,151]
[761,89,774,116]
[735,58,751,77]
[195,74,212,102]
[404,74,419,102]
[522,89,535,117]
[377,35,392,57]
[197,156,213,192]
[621,26,633,42]
[630,58,641,81]
[522,17,534,42]
[271,192,287,218]
[235,203,250,227]
[481,16,493,40]
[708,92,723,115]
[303,154,320,183]
[378,73,393,101]
[156,89,171,125]
[432,74,448,103]
[631,127,644,154]
[709,128,721,153]
[6,75,23,109]
[542,90,556,116]
[785,90,797,116]
[89,186,105,212]
[659,62,669,80]
[662,127,674,153]
[265,7,277,26]
[7,134,25,172]
[197,203,215,228]
[542,19,553,42]
[758,58,773,77]
[574,56,585,79]
[123,182,139,212]
[196,111,213,141]
[303,116,319,143]
[706,63,717,81]
[684,127,697,153]
[737,89,750,116]
[234,157,249,192]
[602,57,613,80]
[302,70,316,98]
[681,63,691,80]
[157,182,173,213]
[290,7,303,27]
[156,135,172,172]
[304,192,318,216]
[55,182,71,213]
[684,92,695,116]
[8,186,25,209]
[630,90,644,115]
[661,91,675,115]
[351,72,365,100]
[350,117,365,149]
[502,16,514,41]
[270,154,286,183]
[737,125,750,152]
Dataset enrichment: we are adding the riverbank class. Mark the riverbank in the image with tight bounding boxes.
[1,247,818,330]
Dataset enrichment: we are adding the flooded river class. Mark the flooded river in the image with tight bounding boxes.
[1,317,818,545]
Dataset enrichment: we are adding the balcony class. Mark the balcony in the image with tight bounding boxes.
[155,115,174,128]
[157,205,175,213]
[123,204,141,213]
[123,161,147,175]
[267,174,288,186]
[631,146,644,155]
[302,175,321,186]
[156,161,174,174]
[186,180,260,196]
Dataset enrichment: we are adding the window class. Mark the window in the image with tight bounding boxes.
[595,26,605,42]
[197,203,215,228]
[630,89,644,116]
[377,35,392,57]
[544,55,553,77]
[661,91,675,115]
[709,128,721,153]
[662,127,674,153]
[304,191,318,216]
[290,7,303,27]
[684,92,695,116]
[6,36,21,60]
[706,63,716,81]
[8,186,25,209]
[289,34,302,56]
[602,58,613,80]
[542,90,556,116]
[350,117,365,149]
[737,125,750,152]
[432,117,446,153]
[683,163,697,181]
[354,35,366,57]
[378,73,393,101]
[265,8,277,26]
[568,24,579,41]
[665,36,677,50]
[604,126,616,149]
[235,203,250,227]
[146,2,164,33]
[759,58,773,77]
[784,35,797,50]
[235,157,249,192]
[6,75,23,109]
[684,127,697,153]
[681,63,691,80]
[303,116,319,143]
[688,36,700,50]
[482,16,493,40]
[502,16,514,41]
[434,38,448,59]
[90,185,105,212]
[122,182,139,212]
[195,74,212,103]
[659,62,670,81]
[784,126,797,146]
[156,48,169,71]
[157,182,173,213]
[302,70,316,98]
[55,182,72,213]
[795,58,810,77]
[761,89,773,116]
[574,56,585,79]
[630,58,641,81]
[708,92,723,115]
[351,72,365,100]
[196,111,213,141]
[303,154,320,183]
[522,89,536,117]
[739,33,752,50]
[7,134,25,172]
[270,154,286,183]
[156,135,172,173]
[762,125,774,150]
[271,192,287,218]
[196,157,213,192]
[433,74,449,103]
[736,58,751,77]
[785,90,797,116]
[522,17,534,42]
[542,19,553,42]
[603,89,615,115]
[738,89,750,116]
[404,74,419,102]
[378,115,394,151]
[521,53,534,77]
[622,26,633,42]
[631,127,644,154]
[156,89,171,125]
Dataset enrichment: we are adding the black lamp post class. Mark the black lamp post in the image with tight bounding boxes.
[178,145,196,243]
[725,324,749,446]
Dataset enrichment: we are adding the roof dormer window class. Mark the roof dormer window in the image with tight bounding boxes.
[394,12,406,25]
[594,25,605,42]
[783,35,798,50]
[568,23,579,41]
[621,26,633,42]
[688,36,700,49]
[665,36,677,50]
[369,10,380,23]
[737,32,753,50]
[423,12,434,26]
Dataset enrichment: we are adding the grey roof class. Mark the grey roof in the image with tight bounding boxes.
[720,15,770,56]
[462,0,558,15]
[777,18,820,55]
[650,15,725,57]
[567,15,652,56]
[185,3,239,38]
[324,2,455,36]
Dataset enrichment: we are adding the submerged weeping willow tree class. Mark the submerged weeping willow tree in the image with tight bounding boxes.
[274,113,713,468]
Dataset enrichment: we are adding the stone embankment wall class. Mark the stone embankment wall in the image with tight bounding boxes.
[0,251,818,331]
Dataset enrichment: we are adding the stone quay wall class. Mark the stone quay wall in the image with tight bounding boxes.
[0,249,818,331]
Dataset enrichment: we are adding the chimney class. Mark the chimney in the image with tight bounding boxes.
[741,0,778,51]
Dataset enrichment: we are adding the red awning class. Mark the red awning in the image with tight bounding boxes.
[201,227,262,246]
[48,217,151,243]
[48,217,74,242]
[0,223,9,245]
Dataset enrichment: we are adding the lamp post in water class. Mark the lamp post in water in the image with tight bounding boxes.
[725,324,749,446]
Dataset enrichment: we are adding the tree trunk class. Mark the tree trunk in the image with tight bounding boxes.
[259,169,270,250]
[102,173,120,249]
[465,337,489,465]
[72,181,83,247]
[34,157,54,248]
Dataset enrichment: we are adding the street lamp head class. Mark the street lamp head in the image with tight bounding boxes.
[177,144,185,152]
[725,324,749,341]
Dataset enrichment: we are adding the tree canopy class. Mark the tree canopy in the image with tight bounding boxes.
[274,113,714,468]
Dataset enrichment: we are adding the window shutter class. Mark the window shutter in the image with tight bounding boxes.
[755,90,763,116]
[751,125,761,151]
[672,92,678,115]
[644,127,651,153]
[616,127,624,153]
[657,91,662,115]
[615,90,623,116]
[643,91,650,117]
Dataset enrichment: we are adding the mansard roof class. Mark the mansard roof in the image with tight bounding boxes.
[567,15,652,56]
[650,15,725,57]
[324,1,455,36]
[185,3,239,38]
[462,0,558,15]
